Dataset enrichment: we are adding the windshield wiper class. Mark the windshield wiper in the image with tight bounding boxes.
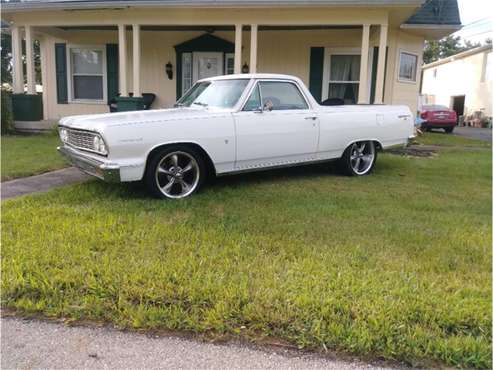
[192,102,208,107]
[174,103,185,107]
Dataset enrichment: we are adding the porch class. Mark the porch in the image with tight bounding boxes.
[7,7,408,123]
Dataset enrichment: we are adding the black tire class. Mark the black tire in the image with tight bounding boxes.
[444,127,454,134]
[144,145,207,199]
[338,141,378,176]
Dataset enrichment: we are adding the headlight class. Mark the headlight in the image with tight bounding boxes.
[59,128,68,142]
[93,135,108,155]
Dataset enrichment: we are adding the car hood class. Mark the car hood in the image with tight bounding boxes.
[59,107,231,132]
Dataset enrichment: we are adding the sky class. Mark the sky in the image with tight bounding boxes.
[453,0,493,44]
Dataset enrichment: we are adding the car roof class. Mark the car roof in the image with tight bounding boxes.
[197,73,302,83]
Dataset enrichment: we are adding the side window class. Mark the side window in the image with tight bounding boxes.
[243,84,261,111]
[259,82,308,110]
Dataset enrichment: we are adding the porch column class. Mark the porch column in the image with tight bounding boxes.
[118,24,128,97]
[234,24,242,74]
[250,24,258,74]
[11,26,24,94]
[132,24,141,97]
[357,24,370,104]
[374,24,388,104]
[25,25,36,95]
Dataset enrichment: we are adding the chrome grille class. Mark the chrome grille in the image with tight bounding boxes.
[65,128,96,152]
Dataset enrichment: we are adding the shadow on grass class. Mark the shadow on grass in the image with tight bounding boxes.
[92,157,402,201]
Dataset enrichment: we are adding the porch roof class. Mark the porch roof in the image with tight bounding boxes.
[2,0,426,12]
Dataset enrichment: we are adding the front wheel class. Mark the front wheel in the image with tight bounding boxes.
[145,146,206,199]
[338,141,377,176]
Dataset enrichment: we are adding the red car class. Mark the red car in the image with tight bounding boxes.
[420,105,457,133]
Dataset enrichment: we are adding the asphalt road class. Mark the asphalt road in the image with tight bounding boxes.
[453,127,492,142]
[1,317,395,370]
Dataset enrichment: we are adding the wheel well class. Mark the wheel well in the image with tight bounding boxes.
[145,142,217,177]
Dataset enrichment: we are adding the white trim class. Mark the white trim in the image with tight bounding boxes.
[322,47,371,102]
[397,49,418,84]
[66,44,108,104]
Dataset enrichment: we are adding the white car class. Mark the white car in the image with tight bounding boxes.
[58,74,414,199]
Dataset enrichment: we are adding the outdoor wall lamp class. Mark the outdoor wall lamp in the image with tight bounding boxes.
[242,62,249,74]
[165,62,173,80]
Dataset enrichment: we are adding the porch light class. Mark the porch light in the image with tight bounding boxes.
[242,62,249,74]
[165,62,173,80]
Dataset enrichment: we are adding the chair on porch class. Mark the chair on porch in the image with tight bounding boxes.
[109,93,157,112]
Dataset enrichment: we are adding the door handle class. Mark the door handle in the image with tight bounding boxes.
[304,116,317,120]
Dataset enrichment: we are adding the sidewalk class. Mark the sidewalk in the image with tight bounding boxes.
[1,168,89,200]
[2,317,394,370]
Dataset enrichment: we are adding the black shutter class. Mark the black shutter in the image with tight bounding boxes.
[370,46,389,104]
[308,47,324,104]
[106,44,119,104]
[55,43,68,104]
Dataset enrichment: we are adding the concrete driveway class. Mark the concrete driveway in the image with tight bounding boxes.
[1,317,396,370]
[453,127,492,142]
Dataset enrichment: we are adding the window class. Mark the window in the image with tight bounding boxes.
[398,51,418,82]
[258,81,308,110]
[182,53,193,95]
[69,47,105,101]
[176,79,249,108]
[328,54,360,104]
[243,84,261,111]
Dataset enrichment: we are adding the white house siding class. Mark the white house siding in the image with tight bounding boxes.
[39,27,424,120]
[422,49,493,117]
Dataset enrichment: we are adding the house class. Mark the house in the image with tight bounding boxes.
[1,0,461,125]
[421,45,493,122]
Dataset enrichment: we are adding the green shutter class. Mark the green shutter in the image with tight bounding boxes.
[309,47,324,104]
[106,44,119,104]
[55,43,68,104]
[370,46,389,104]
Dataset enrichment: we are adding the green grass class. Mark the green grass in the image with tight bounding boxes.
[416,131,492,148]
[2,133,491,368]
[1,132,67,181]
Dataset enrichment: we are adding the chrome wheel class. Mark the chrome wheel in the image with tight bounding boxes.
[349,141,375,175]
[155,151,200,199]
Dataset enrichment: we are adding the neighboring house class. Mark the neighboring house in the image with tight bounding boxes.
[2,0,461,124]
[421,45,493,120]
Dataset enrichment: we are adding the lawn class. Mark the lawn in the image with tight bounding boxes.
[2,133,491,368]
[1,132,68,181]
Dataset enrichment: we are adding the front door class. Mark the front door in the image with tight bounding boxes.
[193,52,224,83]
[233,80,319,170]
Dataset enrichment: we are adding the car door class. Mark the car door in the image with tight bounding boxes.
[233,80,319,170]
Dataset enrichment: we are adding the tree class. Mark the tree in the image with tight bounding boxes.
[0,31,42,86]
[423,35,481,64]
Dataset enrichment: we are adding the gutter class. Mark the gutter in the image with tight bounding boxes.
[2,0,426,13]
[422,45,493,69]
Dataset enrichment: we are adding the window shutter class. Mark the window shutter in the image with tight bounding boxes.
[55,43,68,104]
[370,46,389,104]
[106,44,119,104]
[309,47,324,104]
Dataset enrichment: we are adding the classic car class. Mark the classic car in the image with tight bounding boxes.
[58,74,414,199]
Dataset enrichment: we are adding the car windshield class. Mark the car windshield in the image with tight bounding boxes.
[176,79,250,109]
[423,105,449,111]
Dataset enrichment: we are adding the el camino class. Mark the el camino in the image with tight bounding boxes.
[58,74,414,199]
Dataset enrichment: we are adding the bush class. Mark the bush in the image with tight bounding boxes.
[1,88,13,134]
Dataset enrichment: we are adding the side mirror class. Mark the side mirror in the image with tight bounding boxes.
[263,100,274,112]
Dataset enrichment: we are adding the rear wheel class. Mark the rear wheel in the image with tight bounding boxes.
[145,146,206,199]
[338,141,377,176]
[444,127,454,133]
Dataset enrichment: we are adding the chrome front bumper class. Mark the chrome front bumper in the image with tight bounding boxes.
[58,145,121,182]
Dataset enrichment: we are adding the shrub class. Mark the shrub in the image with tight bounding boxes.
[1,88,13,134]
